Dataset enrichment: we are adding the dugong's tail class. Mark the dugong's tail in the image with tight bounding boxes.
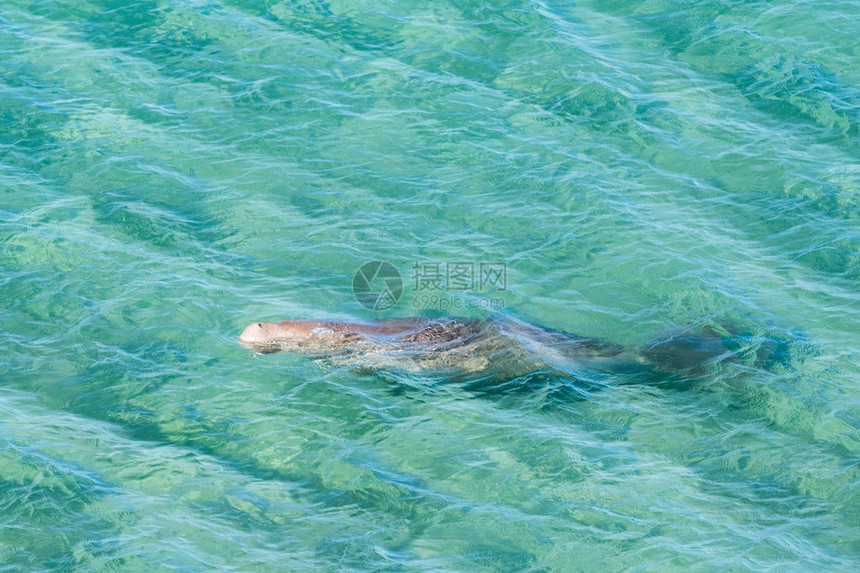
[639,323,795,375]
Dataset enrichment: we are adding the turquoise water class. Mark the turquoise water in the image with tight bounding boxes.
[2,0,859,570]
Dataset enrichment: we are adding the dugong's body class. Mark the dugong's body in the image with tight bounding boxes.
[238,317,739,379]
[239,317,533,373]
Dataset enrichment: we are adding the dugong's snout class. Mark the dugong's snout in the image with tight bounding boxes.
[237,322,254,339]
[238,321,279,352]
[238,320,323,353]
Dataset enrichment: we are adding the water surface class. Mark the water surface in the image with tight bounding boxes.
[1,0,859,570]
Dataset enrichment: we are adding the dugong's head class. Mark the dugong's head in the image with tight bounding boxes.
[238,320,361,354]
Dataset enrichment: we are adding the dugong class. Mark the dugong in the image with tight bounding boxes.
[238,316,750,380]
